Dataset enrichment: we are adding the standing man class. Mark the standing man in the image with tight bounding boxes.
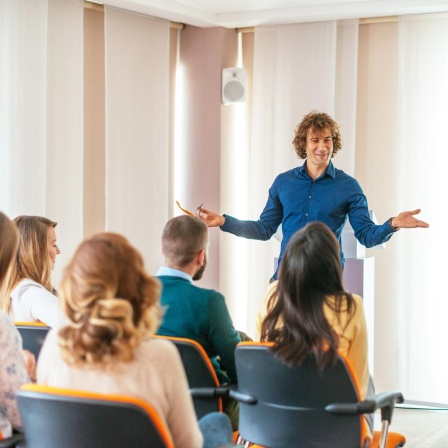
[198,111,429,279]
[156,215,242,427]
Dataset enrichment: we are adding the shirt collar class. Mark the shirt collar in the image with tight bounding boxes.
[156,266,193,283]
[299,160,336,179]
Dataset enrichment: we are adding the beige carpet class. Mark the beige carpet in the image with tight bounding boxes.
[376,405,448,447]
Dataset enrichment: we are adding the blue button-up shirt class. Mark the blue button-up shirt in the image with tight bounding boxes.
[221,161,396,279]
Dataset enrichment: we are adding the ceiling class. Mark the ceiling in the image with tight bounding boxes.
[102,0,448,28]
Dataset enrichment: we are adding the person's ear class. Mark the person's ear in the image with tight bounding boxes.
[197,249,205,265]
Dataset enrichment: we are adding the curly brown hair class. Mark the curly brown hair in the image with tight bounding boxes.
[292,111,342,159]
[58,232,162,369]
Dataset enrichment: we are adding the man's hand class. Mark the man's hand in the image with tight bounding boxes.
[197,207,226,227]
[392,209,429,229]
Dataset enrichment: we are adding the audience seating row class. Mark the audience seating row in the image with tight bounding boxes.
[12,323,406,448]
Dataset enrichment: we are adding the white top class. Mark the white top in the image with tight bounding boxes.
[0,310,30,437]
[37,331,203,448]
[10,279,63,328]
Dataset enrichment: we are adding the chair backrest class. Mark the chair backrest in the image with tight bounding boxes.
[234,342,365,448]
[0,431,25,446]
[152,335,222,418]
[14,322,50,360]
[17,384,174,448]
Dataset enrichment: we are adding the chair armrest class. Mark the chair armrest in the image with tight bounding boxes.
[229,388,257,405]
[358,391,404,422]
[191,384,258,404]
[326,390,404,423]
[190,385,232,399]
[0,432,25,448]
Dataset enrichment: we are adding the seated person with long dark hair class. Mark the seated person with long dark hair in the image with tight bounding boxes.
[258,221,373,440]
[37,232,233,448]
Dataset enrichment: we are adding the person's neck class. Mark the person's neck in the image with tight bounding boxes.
[306,162,329,180]
[166,263,196,278]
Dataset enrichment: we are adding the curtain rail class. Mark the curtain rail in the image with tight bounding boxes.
[237,16,399,33]
[83,5,448,32]
[83,1,184,29]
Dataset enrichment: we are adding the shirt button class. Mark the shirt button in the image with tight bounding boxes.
[308,195,311,199]
[305,213,308,217]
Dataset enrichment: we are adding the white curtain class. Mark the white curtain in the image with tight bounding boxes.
[46,0,84,284]
[104,7,170,274]
[222,21,359,337]
[335,20,359,177]
[0,0,84,286]
[0,0,47,217]
[396,13,448,402]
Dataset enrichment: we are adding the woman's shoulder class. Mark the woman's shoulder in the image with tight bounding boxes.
[13,279,56,300]
[13,279,47,294]
[326,292,363,305]
[0,309,14,326]
[351,293,364,309]
[0,310,20,344]
[341,293,365,321]
[139,336,178,357]
[324,293,364,320]
[136,337,184,374]
[19,278,43,287]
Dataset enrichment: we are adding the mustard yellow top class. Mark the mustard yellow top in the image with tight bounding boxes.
[256,280,370,399]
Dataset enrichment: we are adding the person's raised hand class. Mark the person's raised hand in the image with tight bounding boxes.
[197,207,226,227]
[392,209,429,229]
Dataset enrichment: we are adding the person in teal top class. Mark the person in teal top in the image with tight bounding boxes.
[156,215,241,386]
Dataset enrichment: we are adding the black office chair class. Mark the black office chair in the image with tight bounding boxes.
[152,335,230,419]
[17,384,174,448]
[14,322,50,360]
[229,342,406,448]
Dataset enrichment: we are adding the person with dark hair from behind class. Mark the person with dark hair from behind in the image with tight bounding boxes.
[198,111,428,281]
[0,211,36,439]
[156,215,243,430]
[37,232,234,448]
[3,215,62,327]
[258,221,374,444]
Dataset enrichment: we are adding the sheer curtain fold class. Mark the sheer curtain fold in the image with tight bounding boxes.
[335,19,359,176]
[0,0,84,285]
[46,0,84,284]
[223,21,359,337]
[397,13,448,402]
[104,7,170,273]
[0,0,48,216]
